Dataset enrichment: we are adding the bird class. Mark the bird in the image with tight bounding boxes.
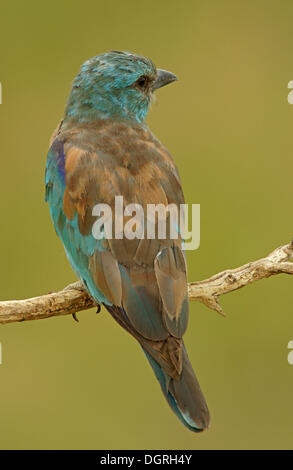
[45,51,210,432]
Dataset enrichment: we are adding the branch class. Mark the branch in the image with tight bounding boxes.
[188,240,293,316]
[1,241,292,324]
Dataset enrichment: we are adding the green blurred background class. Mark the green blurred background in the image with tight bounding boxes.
[0,0,293,450]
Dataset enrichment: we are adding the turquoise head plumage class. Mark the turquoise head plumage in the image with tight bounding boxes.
[64,51,177,124]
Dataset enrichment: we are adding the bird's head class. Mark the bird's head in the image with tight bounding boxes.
[64,51,177,125]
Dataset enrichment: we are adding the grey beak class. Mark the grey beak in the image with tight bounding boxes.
[152,69,178,91]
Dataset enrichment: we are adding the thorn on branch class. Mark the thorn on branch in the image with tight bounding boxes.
[201,295,226,317]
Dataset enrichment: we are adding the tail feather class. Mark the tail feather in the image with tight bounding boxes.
[144,343,210,432]
[105,303,210,431]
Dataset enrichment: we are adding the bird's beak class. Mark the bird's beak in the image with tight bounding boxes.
[152,69,178,91]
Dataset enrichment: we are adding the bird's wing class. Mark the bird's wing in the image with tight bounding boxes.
[45,122,189,376]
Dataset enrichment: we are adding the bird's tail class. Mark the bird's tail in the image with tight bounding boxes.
[143,342,210,432]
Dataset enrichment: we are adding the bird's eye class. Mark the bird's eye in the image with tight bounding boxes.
[136,76,148,89]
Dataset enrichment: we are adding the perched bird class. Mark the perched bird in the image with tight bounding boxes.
[45,51,210,432]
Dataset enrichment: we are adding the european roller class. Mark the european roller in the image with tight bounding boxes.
[45,51,210,432]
